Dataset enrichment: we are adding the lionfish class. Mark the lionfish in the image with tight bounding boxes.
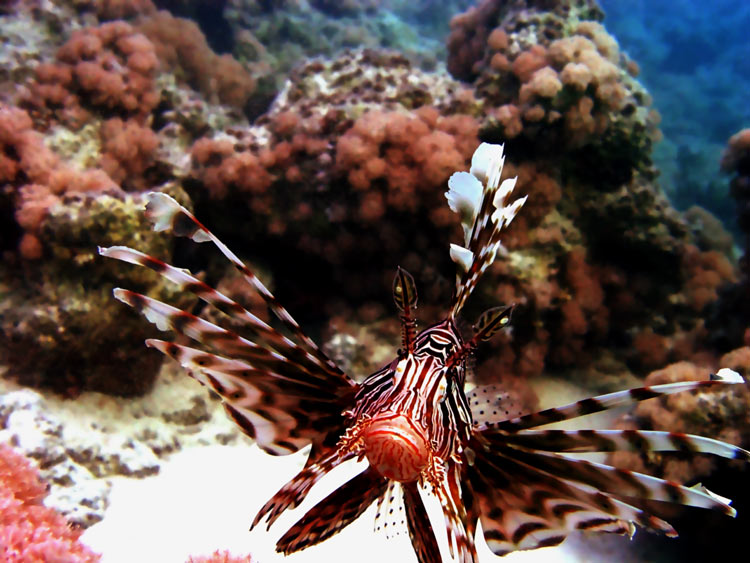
[100,143,748,561]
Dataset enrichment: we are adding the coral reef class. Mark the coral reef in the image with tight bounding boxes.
[0,0,741,397]
[223,0,446,91]
[184,49,481,312]
[0,1,747,560]
[23,20,160,127]
[138,10,257,110]
[449,0,659,180]
[0,442,100,562]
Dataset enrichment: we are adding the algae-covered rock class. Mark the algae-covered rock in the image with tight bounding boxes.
[0,187,194,396]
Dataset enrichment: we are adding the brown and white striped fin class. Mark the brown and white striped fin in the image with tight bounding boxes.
[252,448,352,530]
[113,289,329,383]
[489,375,745,433]
[141,191,341,374]
[146,339,346,455]
[275,466,388,555]
[402,482,441,563]
[445,143,526,317]
[434,462,478,563]
[111,290,353,455]
[465,371,747,555]
[498,444,736,515]
[100,245,351,384]
[466,437,680,556]
[495,428,750,460]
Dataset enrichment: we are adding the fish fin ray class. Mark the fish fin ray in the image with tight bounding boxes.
[446,144,525,317]
[402,482,441,563]
[140,192,343,376]
[275,466,388,555]
[489,379,745,432]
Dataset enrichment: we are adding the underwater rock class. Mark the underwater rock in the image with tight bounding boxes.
[0,190,192,396]
[0,363,240,528]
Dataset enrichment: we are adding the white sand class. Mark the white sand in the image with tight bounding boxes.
[81,443,605,562]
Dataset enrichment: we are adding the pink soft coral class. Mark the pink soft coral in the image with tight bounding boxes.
[26,21,159,127]
[0,444,100,562]
[186,550,252,563]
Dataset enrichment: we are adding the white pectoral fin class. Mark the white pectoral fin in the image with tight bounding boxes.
[446,171,483,241]
[449,244,474,274]
[470,142,505,185]
[713,368,744,383]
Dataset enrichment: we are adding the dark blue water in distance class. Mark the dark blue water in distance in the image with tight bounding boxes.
[599,0,750,231]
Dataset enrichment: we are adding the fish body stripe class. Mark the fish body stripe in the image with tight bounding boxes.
[353,320,471,461]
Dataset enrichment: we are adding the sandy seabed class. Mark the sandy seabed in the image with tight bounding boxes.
[80,441,641,562]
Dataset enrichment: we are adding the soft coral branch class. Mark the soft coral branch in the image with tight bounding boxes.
[0,443,100,562]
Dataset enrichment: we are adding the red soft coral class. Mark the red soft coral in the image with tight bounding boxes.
[0,443,100,562]
[99,117,159,190]
[25,21,159,126]
[138,11,255,109]
[1,104,120,260]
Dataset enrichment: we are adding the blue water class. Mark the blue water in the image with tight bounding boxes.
[599,0,750,226]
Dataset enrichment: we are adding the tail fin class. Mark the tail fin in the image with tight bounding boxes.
[446,143,526,318]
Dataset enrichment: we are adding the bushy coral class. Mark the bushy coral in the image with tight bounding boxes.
[0,443,99,562]
[24,21,159,127]
[98,117,160,190]
[138,10,257,110]
[448,0,658,187]
[182,49,482,311]
[0,104,120,260]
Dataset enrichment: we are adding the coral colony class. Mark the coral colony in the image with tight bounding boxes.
[101,143,749,562]
[1,0,750,561]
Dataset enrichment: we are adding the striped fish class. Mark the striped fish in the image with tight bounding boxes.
[100,143,749,562]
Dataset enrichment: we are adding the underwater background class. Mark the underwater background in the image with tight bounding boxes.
[1,1,749,561]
